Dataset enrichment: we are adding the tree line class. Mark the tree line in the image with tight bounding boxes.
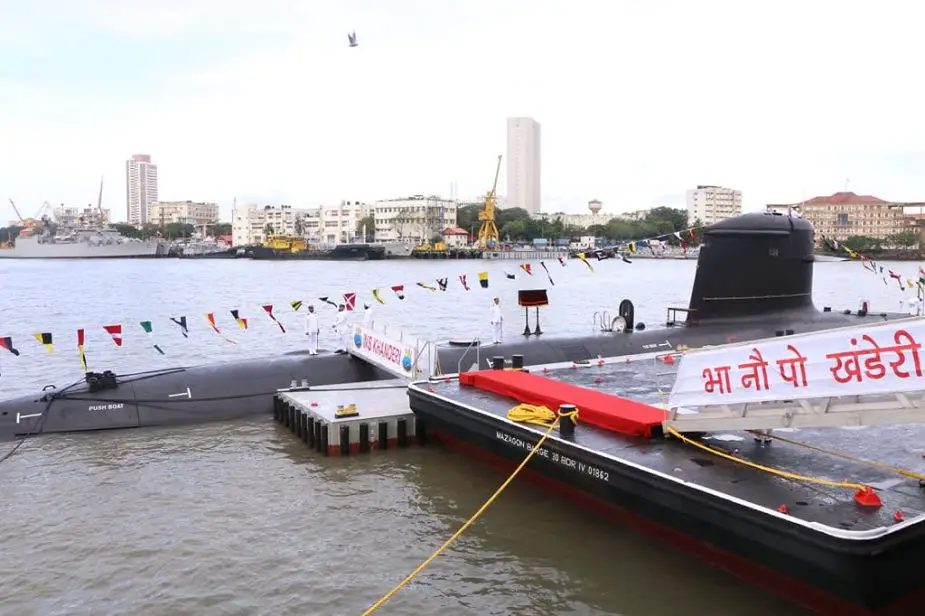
[836,231,920,253]
[346,205,692,244]
[455,205,692,242]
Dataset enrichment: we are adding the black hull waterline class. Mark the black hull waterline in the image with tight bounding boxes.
[249,244,386,261]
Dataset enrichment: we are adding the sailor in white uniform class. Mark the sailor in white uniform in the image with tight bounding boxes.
[303,304,320,355]
[490,296,503,344]
[333,304,348,353]
[906,296,921,317]
[363,303,373,329]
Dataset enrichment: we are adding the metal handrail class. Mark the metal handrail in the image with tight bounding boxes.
[592,310,612,332]
[457,337,481,374]
[411,341,430,379]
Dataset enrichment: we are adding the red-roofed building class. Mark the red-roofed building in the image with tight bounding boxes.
[441,226,470,248]
[767,192,917,245]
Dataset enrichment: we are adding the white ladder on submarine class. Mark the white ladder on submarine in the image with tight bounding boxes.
[663,317,925,433]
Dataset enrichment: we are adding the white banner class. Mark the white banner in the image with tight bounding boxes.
[349,325,430,379]
[668,317,925,408]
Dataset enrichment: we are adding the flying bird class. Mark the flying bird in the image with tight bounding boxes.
[348,32,358,47]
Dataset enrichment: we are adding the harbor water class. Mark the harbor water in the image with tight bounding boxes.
[0,257,917,615]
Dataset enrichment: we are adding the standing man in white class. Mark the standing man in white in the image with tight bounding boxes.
[303,304,320,355]
[490,296,503,344]
[363,303,374,329]
[333,303,348,353]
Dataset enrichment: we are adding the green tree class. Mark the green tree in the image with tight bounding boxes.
[111,223,142,239]
[501,219,527,240]
[456,204,481,232]
[647,206,688,230]
[164,223,195,239]
[842,235,882,252]
[356,215,375,240]
[212,222,232,236]
[0,225,22,243]
[264,222,275,236]
[294,217,304,237]
[887,230,918,249]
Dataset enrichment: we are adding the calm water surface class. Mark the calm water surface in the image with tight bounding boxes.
[0,256,917,615]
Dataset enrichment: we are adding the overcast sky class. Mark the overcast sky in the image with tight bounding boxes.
[2,0,923,223]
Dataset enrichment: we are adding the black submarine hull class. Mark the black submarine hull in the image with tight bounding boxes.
[0,212,904,441]
[0,352,393,441]
[0,310,903,442]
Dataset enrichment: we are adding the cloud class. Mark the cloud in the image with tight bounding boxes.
[2,0,925,225]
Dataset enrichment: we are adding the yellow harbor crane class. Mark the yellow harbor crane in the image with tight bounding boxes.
[477,154,502,249]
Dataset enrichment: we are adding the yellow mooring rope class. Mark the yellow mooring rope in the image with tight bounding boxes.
[362,404,578,615]
[746,430,925,483]
[653,389,868,491]
[665,426,866,490]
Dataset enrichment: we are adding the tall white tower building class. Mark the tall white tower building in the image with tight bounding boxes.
[685,185,742,226]
[505,117,541,214]
[126,154,159,225]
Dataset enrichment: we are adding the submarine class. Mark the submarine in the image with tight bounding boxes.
[0,211,905,443]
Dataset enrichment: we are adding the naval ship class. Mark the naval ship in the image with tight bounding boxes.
[0,224,166,259]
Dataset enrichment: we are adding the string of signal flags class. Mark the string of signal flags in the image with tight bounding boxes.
[0,225,705,372]
[821,234,925,295]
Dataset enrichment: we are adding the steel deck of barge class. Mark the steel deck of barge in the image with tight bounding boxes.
[421,358,925,530]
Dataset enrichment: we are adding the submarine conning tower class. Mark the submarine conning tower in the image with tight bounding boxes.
[685,211,815,324]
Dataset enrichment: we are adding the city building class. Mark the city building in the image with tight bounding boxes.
[300,200,373,245]
[685,185,742,225]
[232,204,310,246]
[441,226,470,248]
[767,191,917,245]
[373,195,457,242]
[532,201,627,229]
[230,201,373,247]
[125,154,159,225]
[53,204,111,228]
[506,117,541,214]
[150,201,219,228]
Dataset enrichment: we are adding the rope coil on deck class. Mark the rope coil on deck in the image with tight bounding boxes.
[362,404,575,615]
[506,403,579,427]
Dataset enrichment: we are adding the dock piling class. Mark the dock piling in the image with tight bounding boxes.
[272,382,422,457]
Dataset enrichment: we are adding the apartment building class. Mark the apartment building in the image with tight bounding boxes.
[506,117,541,214]
[231,201,373,247]
[125,154,158,225]
[372,195,457,242]
[302,200,372,245]
[150,201,219,228]
[686,185,742,225]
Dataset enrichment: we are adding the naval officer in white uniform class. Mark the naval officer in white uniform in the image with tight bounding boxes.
[363,303,374,329]
[490,296,503,344]
[303,304,320,355]
[333,303,348,353]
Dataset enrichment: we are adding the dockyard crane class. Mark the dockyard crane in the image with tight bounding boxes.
[477,154,502,249]
[96,176,107,225]
[7,198,26,226]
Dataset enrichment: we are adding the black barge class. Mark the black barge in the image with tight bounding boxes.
[408,355,925,616]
